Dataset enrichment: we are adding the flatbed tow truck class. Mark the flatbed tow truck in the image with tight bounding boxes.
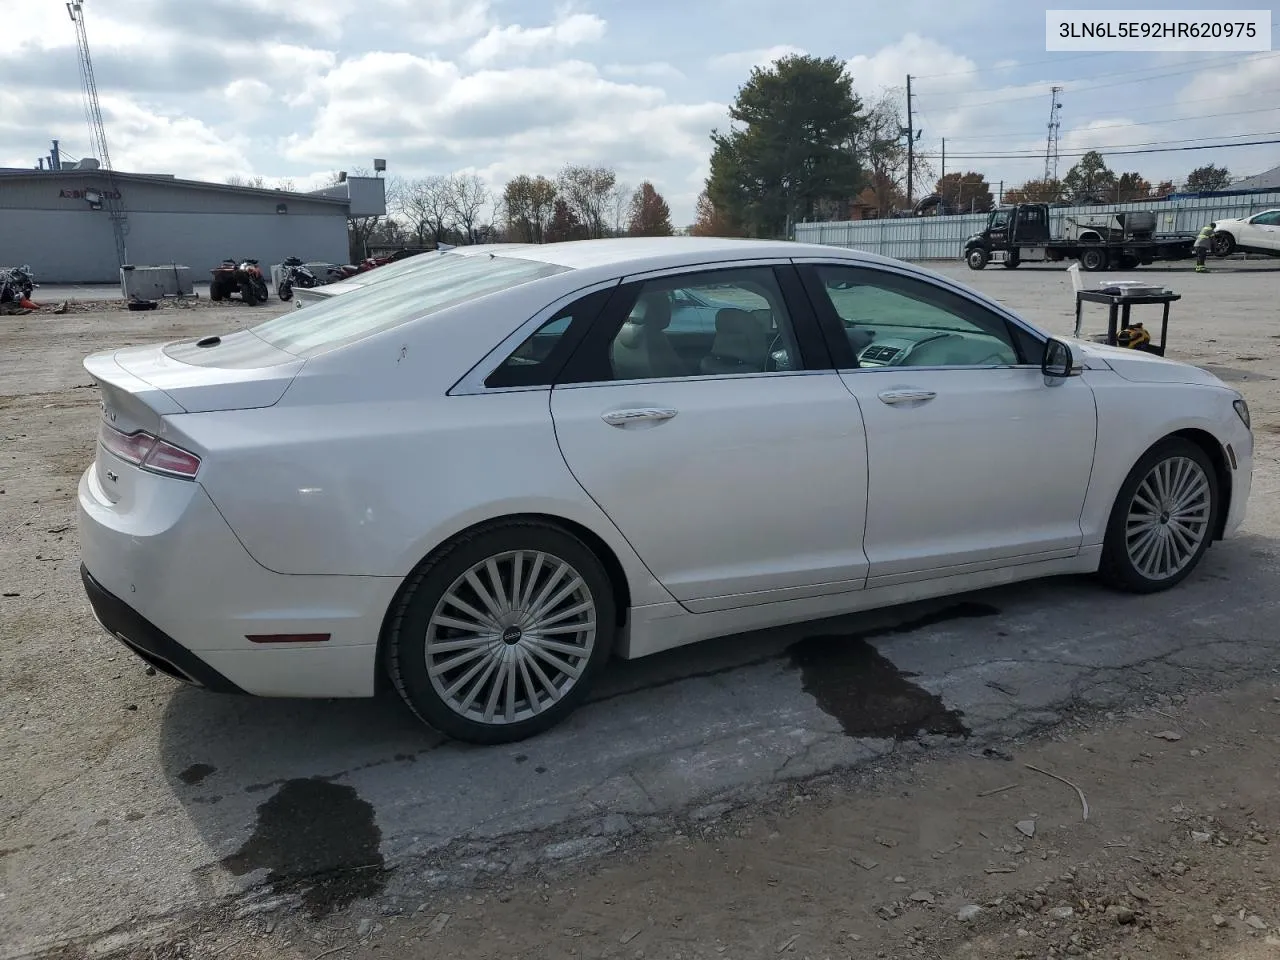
[962,202,1199,271]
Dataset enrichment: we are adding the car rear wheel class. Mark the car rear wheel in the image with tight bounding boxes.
[1098,438,1219,593]
[386,520,616,744]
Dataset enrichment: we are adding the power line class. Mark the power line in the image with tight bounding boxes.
[936,102,1280,142]
[921,51,1280,109]
[909,51,1110,80]
[920,133,1280,161]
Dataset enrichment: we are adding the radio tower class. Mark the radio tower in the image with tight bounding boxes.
[1043,86,1063,183]
[67,0,128,267]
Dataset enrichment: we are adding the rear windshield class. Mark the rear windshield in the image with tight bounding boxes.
[249,252,570,357]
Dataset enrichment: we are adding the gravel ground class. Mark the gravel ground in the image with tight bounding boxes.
[2,257,1279,960]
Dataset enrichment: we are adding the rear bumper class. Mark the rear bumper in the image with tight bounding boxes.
[81,563,246,693]
[77,464,398,698]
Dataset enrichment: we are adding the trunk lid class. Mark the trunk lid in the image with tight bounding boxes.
[87,330,305,415]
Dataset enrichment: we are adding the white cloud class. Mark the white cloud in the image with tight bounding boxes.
[603,62,685,82]
[462,13,606,67]
[708,45,806,72]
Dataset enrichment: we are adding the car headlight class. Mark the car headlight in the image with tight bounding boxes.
[1233,397,1251,430]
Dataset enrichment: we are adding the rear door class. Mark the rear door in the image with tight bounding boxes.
[548,262,872,613]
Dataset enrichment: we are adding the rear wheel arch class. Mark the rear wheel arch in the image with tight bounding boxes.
[374,512,633,695]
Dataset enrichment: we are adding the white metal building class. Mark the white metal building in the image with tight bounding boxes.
[0,166,386,283]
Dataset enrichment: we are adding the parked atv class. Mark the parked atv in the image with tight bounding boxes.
[209,258,269,306]
[278,256,320,302]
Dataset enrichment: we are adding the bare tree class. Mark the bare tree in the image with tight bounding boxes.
[557,165,616,239]
[399,175,457,246]
[447,173,491,244]
[608,179,632,237]
[501,174,558,243]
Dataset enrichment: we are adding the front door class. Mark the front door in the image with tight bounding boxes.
[550,263,871,612]
[797,260,1099,584]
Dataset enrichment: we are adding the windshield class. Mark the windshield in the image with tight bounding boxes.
[249,253,569,357]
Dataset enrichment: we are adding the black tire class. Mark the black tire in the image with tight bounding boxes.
[240,280,258,306]
[1098,437,1220,594]
[1116,255,1139,270]
[209,279,225,301]
[1079,247,1108,271]
[278,280,293,301]
[966,248,989,270]
[1001,254,1020,269]
[386,519,618,744]
[1211,233,1235,257]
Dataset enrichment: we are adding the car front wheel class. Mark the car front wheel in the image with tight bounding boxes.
[1099,438,1219,593]
[386,520,616,744]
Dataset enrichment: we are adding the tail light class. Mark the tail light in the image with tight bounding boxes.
[99,423,202,479]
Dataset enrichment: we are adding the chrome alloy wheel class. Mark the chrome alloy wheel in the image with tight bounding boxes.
[1124,456,1212,581]
[424,550,597,726]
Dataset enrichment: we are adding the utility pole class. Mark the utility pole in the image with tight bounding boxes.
[905,74,914,206]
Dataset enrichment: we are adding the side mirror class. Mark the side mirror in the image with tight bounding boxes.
[1042,338,1083,386]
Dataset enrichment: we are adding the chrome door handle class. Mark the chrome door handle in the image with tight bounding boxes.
[601,407,678,426]
[878,389,937,405]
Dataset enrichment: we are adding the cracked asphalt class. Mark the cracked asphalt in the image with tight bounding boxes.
[2,261,1278,958]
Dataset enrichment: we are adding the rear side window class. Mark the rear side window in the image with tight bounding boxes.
[249,253,570,357]
[485,287,616,388]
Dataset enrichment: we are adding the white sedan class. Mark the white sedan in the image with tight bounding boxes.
[77,238,1253,744]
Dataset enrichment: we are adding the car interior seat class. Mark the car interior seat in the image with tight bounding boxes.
[701,308,769,375]
[610,291,686,380]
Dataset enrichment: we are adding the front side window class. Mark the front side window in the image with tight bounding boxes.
[990,212,1010,229]
[598,267,801,382]
[1251,211,1280,226]
[250,253,570,357]
[812,265,1029,368]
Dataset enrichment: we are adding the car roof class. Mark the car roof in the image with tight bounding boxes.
[447,236,891,273]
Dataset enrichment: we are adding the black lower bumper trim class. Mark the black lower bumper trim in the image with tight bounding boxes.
[80,562,247,695]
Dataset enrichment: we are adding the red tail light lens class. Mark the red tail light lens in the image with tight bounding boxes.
[99,424,202,479]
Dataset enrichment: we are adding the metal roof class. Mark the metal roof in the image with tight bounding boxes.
[0,169,349,205]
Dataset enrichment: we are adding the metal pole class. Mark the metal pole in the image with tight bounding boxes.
[906,74,914,207]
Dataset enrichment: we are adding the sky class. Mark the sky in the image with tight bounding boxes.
[2,0,1278,225]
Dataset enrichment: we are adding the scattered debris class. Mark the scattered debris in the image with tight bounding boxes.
[619,928,642,945]
[1016,820,1037,838]
[978,783,1021,798]
[1126,881,1152,902]
[851,856,879,871]
[1153,730,1183,741]
[909,890,934,904]
[427,913,451,936]
[956,905,982,922]
[875,836,899,848]
[355,919,372,939]
[776,933,800,952]
[1213,914,1229,927]
[1050,906,1075,920]
[1106,905,1136,925]
[1246,915,1269,930]
[1191,831,1214,843]
[983,747,1015,762]
[1025,763,1090,821]
[985,866,1017,874]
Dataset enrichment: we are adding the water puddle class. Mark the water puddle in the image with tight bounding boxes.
[221,778,386,918]
[787,602,999,739]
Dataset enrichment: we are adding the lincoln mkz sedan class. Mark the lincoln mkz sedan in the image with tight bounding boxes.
[77,238,1253,743]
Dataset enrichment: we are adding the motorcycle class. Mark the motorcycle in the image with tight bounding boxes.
[278,256,320,301]
[0,264,37,305]
[209,258,269,306]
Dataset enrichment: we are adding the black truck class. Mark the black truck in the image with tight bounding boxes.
[962,202,1198,272]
